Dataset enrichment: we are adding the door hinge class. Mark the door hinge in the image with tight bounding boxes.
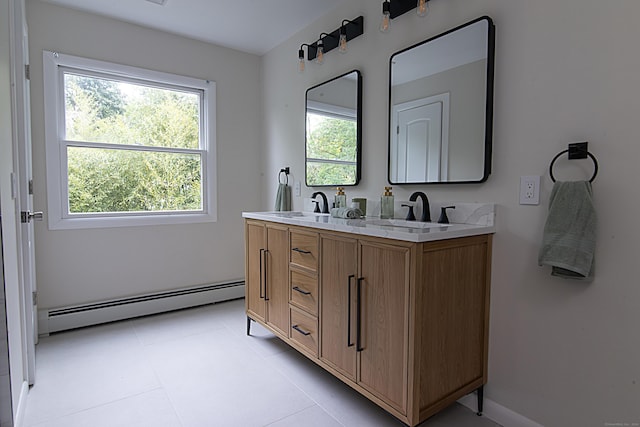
[25,64,30,80]
[29,179,34,195]
[32,291,37,306]
[396,125,400,134]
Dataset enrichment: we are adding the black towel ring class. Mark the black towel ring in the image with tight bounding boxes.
[278,167,289,185]
[549,142,599,183]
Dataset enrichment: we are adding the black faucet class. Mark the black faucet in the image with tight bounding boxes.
[409,191,431,222]
[311,191,330,214]
[402,203,416,221]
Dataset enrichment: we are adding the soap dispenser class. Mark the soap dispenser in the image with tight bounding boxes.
[334,187,347,208]
[380,186,394,219]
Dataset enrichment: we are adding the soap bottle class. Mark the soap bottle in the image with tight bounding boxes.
[334,187,347,208]
[380,186,394,219]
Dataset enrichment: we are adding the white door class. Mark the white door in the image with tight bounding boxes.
[391,93,450,183]
[13,0,38,385]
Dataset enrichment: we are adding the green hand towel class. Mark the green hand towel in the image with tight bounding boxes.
[330,207,363,219]
[538,181,596,279]
[274,183,291,211]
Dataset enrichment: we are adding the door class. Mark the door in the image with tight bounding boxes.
[320,234,357,381]
[358,240,410,414]
[13,0,38,385]
[391,93,450,183]
[246,221,266,322]
[265,224,288,336]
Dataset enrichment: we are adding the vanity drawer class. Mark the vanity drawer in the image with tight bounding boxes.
[290,307,318,356]
[290,270,318,316]
[290,230,318,272]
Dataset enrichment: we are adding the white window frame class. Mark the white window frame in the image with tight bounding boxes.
[43,50,217,230]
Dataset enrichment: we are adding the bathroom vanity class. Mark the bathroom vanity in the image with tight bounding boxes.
[243,208,494,426]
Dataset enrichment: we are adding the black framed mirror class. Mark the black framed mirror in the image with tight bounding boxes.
[306,70,362,187]
[388,16,495,184]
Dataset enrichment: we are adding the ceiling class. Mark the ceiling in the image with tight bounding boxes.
[40,0,348,55]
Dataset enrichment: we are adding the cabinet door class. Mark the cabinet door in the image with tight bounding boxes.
[320,235,358,381]
[358,240,410,414]
[265,224,289,336]
[246,221,266,322]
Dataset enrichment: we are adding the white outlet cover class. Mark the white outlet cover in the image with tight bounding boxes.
[519,175,540,205]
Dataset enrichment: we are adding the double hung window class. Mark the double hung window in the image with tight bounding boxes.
[43,51,216,229]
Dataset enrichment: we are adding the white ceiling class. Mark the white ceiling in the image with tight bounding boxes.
[40,0,348,55]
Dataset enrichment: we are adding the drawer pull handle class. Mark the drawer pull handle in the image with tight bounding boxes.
[292,247,312,254]
[292,324,311,336]
[292,286,312,295]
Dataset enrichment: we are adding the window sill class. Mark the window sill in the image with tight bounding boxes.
[48,212,217,230]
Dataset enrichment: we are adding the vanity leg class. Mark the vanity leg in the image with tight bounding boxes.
[246,317,252,336]
[476,385,484,416]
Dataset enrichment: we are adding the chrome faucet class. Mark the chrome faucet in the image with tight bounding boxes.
[409,191,431,222]
[311,191,330,214]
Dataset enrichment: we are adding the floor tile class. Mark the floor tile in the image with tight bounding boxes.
[143,327,315,427]
[266,405,342,427]
[24,322,160,426]
[24,299,502,427]
[28,389,181,427]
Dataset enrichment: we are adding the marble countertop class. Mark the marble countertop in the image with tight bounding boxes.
[242,203,495,243]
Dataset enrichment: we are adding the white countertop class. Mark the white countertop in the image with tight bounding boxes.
[242,205,495,243]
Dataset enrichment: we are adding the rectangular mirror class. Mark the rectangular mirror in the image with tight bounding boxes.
[388,16,495,184]
[306,70,362,187]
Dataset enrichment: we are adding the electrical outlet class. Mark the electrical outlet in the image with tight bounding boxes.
[519,175,540,205]
[294,181,301,197]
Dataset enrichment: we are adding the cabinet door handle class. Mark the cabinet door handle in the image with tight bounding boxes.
[292,324,311,336]
[259,249,265,299]
[292,247,312,254]
[264,249,269,301]
[292,286,312,296]
[347,275,355,347]
[356,277,364,352]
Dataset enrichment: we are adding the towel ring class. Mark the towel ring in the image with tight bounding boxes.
[549,147,598,183]
[278,167,289,185]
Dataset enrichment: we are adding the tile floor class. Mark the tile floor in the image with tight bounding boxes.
[23,298,502,427]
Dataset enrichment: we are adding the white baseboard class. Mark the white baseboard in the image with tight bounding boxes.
[14,380,28,427]
[458,393,544,427]
[38,280,245,335]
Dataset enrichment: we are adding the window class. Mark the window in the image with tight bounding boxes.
[43,51,216,229]
[305,101,358,186]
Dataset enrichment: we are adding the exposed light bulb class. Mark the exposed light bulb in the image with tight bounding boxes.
[315,40,324,64]
[380,1,391,33]
[417,0,429,17]
[339,29,348,54]
[298,48,305,73]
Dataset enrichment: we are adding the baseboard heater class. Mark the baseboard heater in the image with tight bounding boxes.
[38,280,245,335]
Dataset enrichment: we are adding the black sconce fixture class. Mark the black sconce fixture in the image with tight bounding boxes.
[380,0,430,32]
[297,16,364,71]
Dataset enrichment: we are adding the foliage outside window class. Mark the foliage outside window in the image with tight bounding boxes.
[306,105,357,186]
[43,51,216,229]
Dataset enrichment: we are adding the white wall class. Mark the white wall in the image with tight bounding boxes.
[26,1,263,309]
[262,0,640,425]
[1,0,27,420]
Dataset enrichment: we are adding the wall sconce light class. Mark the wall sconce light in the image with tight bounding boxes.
[297,16,364,72]
[380,1,391,33]
[417,0,429,17]
[380,0,431,30]
[298,44,310,73]
[339,19,359,53]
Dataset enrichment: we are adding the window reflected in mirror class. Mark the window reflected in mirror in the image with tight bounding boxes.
[306,70,362,187]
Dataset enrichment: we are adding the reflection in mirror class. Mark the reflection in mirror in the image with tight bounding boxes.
[389,16,495,184]
[306,70,362,187]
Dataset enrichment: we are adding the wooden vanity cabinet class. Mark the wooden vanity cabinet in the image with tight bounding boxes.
[245,219,492,426]
[245,220,289,337]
